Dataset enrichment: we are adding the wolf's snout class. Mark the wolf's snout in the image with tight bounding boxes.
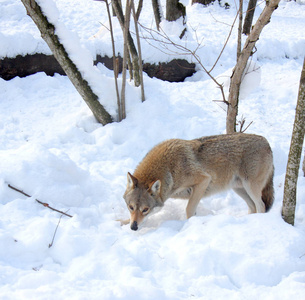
[131,221,138,231]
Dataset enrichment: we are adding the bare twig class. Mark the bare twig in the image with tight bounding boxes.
[241,121,253,132]
[213,100,228,112]
[32,264,43,271]
[49,214,64,248]
[139,23,227,104]
[208,10,239,73]
[238,115,253,132]
[98,21,110,32]
[7,183,73,218]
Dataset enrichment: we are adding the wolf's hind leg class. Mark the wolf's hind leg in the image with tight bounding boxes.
[186,176,211,218]
[242,182,266,213]
[233,187,256,213]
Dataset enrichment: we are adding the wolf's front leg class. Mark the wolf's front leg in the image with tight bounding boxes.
[186,176,211,218]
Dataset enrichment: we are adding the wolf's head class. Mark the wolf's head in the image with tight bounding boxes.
[123,172,163,231]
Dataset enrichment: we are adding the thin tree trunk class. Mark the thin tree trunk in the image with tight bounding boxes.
[226,0,280,134]
[104,0,122,121]
[282,57,305,226]
[112,0,122,17]
[303,151,305,176]
[166,0,185,22]
[136,0,143,21]
[152,0,162,31]
[237,0,243,60]
[112,0,141,87]
[192,0,215,5]
[131,0,145,102]
[166,0,186,38]
[121,0,131,120]
[21,0,113,125]
[243,0,257,35]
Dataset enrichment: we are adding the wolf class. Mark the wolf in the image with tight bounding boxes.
[123,133,274,231]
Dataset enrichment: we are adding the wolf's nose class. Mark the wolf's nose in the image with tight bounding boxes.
[131,221,138,231]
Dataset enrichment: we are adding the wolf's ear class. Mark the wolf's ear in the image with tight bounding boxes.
[149,180,161,196]
[127,172,138,190]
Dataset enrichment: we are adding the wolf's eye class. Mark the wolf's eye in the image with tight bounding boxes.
[142,207,149,214]
[129,205,134,211]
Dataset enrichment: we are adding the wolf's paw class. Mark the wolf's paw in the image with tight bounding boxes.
[116,218,130,226]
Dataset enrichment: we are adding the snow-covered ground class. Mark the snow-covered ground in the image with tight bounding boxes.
[0,0,305,299]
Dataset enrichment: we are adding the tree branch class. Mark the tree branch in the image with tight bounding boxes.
[226,0,281,133]
[8,183,73,218]
[49,214,64,248]
[139,23,227,104]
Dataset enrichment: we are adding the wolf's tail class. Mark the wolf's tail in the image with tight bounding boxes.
[262,167,274,212]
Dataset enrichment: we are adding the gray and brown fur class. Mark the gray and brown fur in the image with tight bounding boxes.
[123,133,274,230]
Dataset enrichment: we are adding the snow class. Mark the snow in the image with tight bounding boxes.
[1,0,305,299]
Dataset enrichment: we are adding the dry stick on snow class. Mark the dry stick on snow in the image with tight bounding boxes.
[49,214,64,248]
[7,183,73,218]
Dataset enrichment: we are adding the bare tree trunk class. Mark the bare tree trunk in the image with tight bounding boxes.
[103,0,122,121]
[243,0,257,35]
[237,0,243,60]
[112,0,141,87]
[282,57,305,226]
[112,0,122,17]
[166,0,186,38]
[135,0,143,21]
[152,0,162,31]
[131,0,145,102]
[21,0,113,125]
[226,0,280,134]
[303,151,305,176]
[121,0,132,120]
[166,0,185,22]
[192,0,215,5]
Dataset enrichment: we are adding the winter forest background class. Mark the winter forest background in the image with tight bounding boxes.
[0,0,305,299]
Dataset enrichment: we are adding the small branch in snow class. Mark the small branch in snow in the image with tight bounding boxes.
[32,264,43,271]
[7,183,73,218]
[49,214,64,248]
